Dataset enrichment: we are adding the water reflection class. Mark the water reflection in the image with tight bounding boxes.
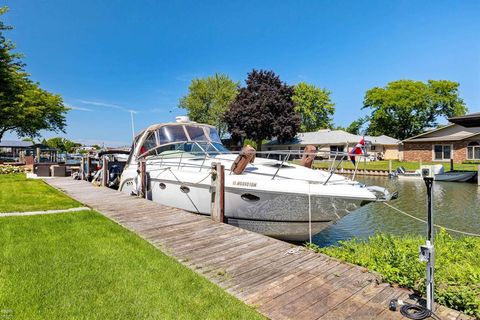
[313,177,480,247]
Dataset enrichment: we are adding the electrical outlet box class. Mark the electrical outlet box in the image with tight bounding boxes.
[419,244,434,262]
[420,165,435,178]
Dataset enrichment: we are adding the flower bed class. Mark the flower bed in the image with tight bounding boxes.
[0,165,24,174]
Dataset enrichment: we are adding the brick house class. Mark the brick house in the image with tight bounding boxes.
[402,113,480,163]
[263,129,400,160]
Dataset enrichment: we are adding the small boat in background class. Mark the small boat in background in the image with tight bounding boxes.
[393,164,477,182]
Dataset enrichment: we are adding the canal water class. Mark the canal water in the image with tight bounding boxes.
[313,176,480,247]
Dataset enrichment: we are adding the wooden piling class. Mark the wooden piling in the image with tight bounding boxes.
[79,157,84,180]
[139,160,147,198]
[86,155,91,181]
[102,157,108,187]
[388,159,392,174]
[450,158,454,171]
[210,162,225,223]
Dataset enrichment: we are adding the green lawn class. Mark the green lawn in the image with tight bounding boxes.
[301,160,479,172]
[0,174,80,212]
[0,211,263,320]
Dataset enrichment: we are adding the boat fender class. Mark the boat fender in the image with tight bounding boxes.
[300,145,317,168]
[231,145,256,175]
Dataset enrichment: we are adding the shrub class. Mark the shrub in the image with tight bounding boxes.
[463,160,480,165]
[0,165,25,174]
[307,230,480,317]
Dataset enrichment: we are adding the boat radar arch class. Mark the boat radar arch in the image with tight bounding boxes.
[175,116,190,123]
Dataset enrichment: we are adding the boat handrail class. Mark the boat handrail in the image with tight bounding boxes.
[139,145,371,184]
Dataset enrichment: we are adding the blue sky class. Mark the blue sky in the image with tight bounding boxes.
[3,0,480,146]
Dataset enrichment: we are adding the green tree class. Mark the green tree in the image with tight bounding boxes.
[345,116,369,135]
[292,82,335,132]
[22,137,35,143]
[44,137,81,153]
[179,73,238,138]
[224,69,301,149]
[0,7,67,141]
[363,80,467,140]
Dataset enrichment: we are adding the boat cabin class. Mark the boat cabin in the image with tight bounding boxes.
[133,123,229,161]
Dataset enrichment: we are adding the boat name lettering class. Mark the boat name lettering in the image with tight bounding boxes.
[233,181,257,187]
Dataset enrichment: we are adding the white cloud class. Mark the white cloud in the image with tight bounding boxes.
[67,105,92,112]
[77,99,138,113]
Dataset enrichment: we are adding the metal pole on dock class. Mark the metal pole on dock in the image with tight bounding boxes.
[102,157,108,187]
[421,176,435,312]
[388,160,392,174]
[210,162,225,223]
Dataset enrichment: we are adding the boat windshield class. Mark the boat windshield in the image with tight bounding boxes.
[137,124,228,159]
[141,141,230,159]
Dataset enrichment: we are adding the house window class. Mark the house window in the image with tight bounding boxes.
[330,145,345,159]
[467,142,480,160]
[433,145,451,161]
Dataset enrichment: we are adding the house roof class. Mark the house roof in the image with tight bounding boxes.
[402,124,456,142]
[265,129,399,146]
[364,135,399,145]
[448,112,480,127]
[0,140,33,148]
[403,112,480,142]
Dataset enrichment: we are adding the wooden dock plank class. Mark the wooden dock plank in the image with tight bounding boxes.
[44,178,472,320]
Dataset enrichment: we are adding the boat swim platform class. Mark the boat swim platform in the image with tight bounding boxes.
[45,178,471,320]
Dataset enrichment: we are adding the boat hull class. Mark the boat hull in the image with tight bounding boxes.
[397,171,477,182]
[120,174,366,241]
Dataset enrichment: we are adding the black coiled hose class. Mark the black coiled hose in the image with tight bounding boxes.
[400,304,433,319]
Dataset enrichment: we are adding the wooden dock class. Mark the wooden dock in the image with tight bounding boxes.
[45,178,470,320]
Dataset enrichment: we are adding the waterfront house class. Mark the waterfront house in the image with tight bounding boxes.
[402,112,480,163]
[0,140,59,163]
[0,140,33,162]
[262,129,400,160]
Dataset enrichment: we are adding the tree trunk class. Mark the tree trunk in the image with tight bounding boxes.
[256,139,262,158]
[0,128,6,142]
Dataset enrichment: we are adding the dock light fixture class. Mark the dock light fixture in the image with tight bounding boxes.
[392,167,436,319]
[421,173,435,312]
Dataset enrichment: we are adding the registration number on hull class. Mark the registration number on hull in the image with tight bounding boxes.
[233,181,257,188]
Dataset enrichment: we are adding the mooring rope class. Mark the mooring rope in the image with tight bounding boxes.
[383,202,480,237]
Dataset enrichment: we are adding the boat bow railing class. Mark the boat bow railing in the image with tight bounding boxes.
[135,141,373,184]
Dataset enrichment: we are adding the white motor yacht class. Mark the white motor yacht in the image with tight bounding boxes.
[119,119,397,241]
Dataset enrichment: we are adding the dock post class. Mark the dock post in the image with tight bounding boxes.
[210,162,225,223]
[80,157,85,180]
[388,160,392,174]
[85,155,91,181]
[478,166,480,186]
[450,159,454,171]
[102,157,108,187]
[139,160,147,198]
[419,159,422,170]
